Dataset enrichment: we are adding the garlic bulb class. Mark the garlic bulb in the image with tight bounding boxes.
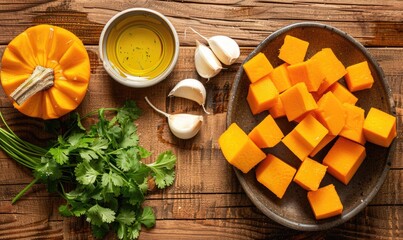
[145,97,203,139]
[208,35,240,65]
[194,40,222,80]
[168,78,209,114]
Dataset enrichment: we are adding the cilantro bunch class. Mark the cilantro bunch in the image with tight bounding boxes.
[0,100,176,239]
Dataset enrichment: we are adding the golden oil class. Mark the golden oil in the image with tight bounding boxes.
[106,14,176,79]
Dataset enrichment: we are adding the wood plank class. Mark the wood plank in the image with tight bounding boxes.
[61,205,402,240]
[0,0,402,47]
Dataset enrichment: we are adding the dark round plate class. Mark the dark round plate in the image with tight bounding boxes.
[227,22,396,231]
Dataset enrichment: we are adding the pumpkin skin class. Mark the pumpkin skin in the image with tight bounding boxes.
[0,24,90,119]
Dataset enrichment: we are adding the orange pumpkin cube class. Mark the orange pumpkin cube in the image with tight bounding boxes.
[345,61,374,92]
[339,103,366,145]
[269,63,292,92]
[282,114,328,160]
[323,137,366,185]
[248,114,284,148]
[243,52,274,83]
[314,92,346,135]
[246,77,279,115]
[327,82,358,105]
[279,82,318,121]
[294,158,327,191]
[256,154,296,199]
[363,107,397,147]
[307,184,343,220]
[287,58,325,92]
[294,114,329,149]
[269,98,286,118]
[311,48,347,95]
[278,35,309,65]
[219,123,266,173]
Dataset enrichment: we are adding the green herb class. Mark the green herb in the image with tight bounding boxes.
[0,100,176,239]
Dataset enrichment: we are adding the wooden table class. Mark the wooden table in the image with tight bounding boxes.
[0,1,402,239]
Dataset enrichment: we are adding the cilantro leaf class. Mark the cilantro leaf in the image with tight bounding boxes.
[116,147,140,172]
[67,133,85,147]
[75,161,100,185]
[117,100,141,124]
[121,184,144,206]
[34,157,62,181]
[86,204,116,226]
[117,223,126,239]
[79,149,98,161]
[116,209,136,225]
[139,206,155,228]
[48,147,69,165]
[147,151,177,188]
[120,123,139,149]
[138,146,152,158]
[101,171,124,195]
[127,223,141,240]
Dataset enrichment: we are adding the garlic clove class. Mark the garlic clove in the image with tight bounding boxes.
[208,35,240,65]
[145,96,203,139]
[168,78,209,114]
[168,114,203,139]
[194,40,222,80]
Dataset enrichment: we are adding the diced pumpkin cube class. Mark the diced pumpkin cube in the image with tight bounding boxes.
[309,134,337,157]
[294,158,327,191]
[307,184,343,220]
[345,61,374,92]
[287,58,325,92]
[327,82,358,105]
[311,48,347,95]
[269,63,292,92]
[282,129,312,161]
[294,114,329,149]
[256,154,296,199]
[269,98,286,118]
[219,123,266,173]
[243,52,274,83]
[283,114,328,160]
[314,92,346,135]
[279,82,318,121]
[339,103,366,145]
[248,114,284,148]
[323,137,366,185]
[246,77,279,115]
[363,107,397,147]
[278,35,309,65]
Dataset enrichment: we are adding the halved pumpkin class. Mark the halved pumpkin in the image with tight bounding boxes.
[1,24,90,119]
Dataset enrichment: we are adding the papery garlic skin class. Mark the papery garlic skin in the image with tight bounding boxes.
[168,114,203,139]
[195,40,222,79]
[208,36,240,65]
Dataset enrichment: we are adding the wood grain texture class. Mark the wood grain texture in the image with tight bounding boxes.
[0,0,402,239]
[0,0,402,46]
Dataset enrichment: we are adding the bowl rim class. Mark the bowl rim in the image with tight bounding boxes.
[227,21,396,231]
[99,7,180,88]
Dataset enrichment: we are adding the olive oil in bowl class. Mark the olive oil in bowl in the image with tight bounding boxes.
[99,8,179,88]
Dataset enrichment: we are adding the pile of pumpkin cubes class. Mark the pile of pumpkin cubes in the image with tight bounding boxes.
[219,35,397,220]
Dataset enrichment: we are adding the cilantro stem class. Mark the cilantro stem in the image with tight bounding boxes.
[11,177,39,204]
[0,137,41,169]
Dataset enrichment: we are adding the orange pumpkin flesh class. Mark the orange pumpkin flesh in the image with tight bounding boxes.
[0,24,90,119]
